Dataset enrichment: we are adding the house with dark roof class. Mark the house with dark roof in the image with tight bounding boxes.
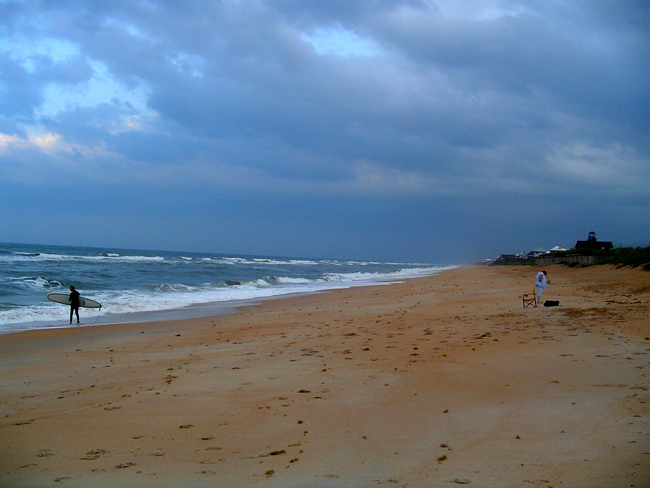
[575,231,613,251]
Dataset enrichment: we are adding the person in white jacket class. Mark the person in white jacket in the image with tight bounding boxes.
[535,271,548,300]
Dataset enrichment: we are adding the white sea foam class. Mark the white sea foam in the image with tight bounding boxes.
[1,276,63,290]
[0,252,165,264]
[213,256,325,266]
[0,266,451,332]
[0,243,452,334]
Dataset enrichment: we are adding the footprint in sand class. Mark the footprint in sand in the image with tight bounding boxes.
[80,449,109,461]
[14,420,34,426]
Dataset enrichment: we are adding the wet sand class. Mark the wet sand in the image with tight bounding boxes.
[0,264,648,488]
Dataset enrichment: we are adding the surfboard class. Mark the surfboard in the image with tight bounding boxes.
[47,293,102,309]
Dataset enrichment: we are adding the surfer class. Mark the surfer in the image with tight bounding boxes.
[69,286,80,324]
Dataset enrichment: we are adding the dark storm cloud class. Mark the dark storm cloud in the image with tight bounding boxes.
[0,0,648,261]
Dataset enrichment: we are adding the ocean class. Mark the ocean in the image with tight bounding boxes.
[0,243,450,335]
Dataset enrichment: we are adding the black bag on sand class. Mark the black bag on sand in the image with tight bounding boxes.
[544,300,560,307]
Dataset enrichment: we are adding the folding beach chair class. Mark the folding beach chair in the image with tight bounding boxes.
[522,288,537,308]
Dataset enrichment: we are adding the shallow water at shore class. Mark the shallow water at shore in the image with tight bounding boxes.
[0,242,450,333]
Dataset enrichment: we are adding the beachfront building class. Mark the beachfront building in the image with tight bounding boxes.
[527,248,548,259]
[549,245,569,253]
[495,249,543,264]
[497,253,519,262]
[575,231,613,251]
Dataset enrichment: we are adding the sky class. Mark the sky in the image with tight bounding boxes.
[0,0,648,264]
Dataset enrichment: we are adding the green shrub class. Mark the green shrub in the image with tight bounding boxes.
[598,246,650,270]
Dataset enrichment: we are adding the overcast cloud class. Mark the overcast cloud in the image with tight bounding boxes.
[1,0,648,263]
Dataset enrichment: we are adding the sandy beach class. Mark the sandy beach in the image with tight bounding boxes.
[0,264,647,488]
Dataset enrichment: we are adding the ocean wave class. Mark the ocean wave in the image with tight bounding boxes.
[153,283,199,293]
[1,276,63,290]
[0,243,450,332]
[0,272,443,329]
[320,266,446,283]
[252,258,320,266]
[274,276,312,284]
[217,257,321,266]
[0,252,165,264]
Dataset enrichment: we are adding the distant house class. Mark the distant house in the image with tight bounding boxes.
[527,248,548,259]
[549,245,569,253]
[498,254,518,261]
[575,231,613,251]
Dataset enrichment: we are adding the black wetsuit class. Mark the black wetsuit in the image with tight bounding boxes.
[70,289,80,324]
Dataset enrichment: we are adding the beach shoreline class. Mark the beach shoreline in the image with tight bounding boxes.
[0,240,445,334]
[0,242,453,336]
[0,264,648,487]
[0,271,453,336]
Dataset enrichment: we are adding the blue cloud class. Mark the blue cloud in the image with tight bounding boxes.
[0,0,647,262]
